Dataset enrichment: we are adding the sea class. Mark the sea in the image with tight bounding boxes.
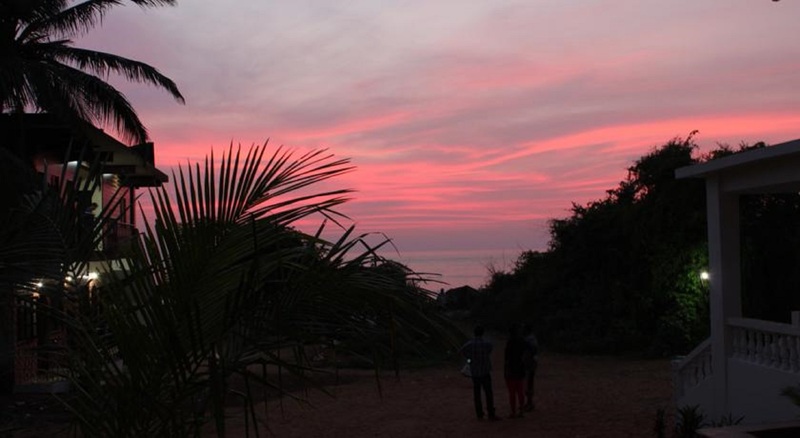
[387,248,527,292]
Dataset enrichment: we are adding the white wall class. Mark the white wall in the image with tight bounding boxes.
[728,358,800,424]
[677,376,713,416]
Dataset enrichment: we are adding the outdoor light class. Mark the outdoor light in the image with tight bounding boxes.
[36,282,43,288]
[700,271,710,282]
[81,272,99,280]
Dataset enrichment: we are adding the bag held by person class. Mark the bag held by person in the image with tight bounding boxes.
[461,359,472,377]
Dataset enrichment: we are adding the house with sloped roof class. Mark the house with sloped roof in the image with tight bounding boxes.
[0,113,169,393]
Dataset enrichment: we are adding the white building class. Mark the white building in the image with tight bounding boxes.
[674,139,800,425]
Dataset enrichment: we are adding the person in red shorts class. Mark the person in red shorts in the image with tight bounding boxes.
[522,323,539,411]
[504,323,528,418]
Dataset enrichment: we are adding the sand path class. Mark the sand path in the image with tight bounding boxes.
[243,347,673,438]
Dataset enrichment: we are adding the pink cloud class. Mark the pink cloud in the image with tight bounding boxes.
[79,1,800,287]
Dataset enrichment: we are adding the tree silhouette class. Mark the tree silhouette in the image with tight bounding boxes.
[476,136,711,355]
[0,0,184,144]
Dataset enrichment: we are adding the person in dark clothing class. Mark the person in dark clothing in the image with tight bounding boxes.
[522,323,539,411]
[460,325,499,421]
[81,202,98,235]
[504,323,529,418]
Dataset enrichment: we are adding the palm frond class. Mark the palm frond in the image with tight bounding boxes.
[55,142,461,436]
[0,144,110,292]
[1,0,182,143]
[19,0,118,41]
[20,0,177,41]
[24,58,150,143]
[49,45,185,103]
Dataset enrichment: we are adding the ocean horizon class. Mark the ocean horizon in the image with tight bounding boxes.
[388,248,528,291]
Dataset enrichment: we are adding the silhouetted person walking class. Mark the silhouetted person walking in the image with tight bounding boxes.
[504,323,528,418]
[460,325,498,421]
[522,323,539,411]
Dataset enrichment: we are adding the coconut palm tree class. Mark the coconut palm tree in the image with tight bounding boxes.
[58,142,463,437]
[0,0,184,144]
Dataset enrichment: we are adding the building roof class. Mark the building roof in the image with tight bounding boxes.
[675,139,800,193]
[0,113,168,187]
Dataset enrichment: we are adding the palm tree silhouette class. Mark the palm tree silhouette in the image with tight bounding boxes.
[0,0,185,144]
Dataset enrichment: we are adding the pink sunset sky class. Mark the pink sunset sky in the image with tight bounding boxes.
[81,0,800,287]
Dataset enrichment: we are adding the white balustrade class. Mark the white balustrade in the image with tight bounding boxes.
[672,339,712,399]
[674,317,800,400]
[729,317,800,373]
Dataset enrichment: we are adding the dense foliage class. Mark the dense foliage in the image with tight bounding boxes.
[0,143,463,436]
[475,136,800,356]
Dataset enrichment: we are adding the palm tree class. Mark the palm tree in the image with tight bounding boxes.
[0,0,184,144]
[58,142,463,437]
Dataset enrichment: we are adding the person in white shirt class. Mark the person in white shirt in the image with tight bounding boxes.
[460,325,499,420]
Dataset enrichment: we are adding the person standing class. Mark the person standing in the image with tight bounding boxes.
[78,202,98,240]
[460,325,498,421]
[504,323,527,418]
[522,323,539,411]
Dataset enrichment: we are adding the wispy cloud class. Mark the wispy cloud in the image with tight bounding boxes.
[81,0,800,261]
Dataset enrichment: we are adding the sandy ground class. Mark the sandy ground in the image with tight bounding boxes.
[230,350,674,438]
[3,346,674,437]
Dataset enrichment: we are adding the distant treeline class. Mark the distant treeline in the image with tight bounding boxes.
[471,135,800,356]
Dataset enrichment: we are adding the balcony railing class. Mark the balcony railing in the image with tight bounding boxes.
[729,317,800,373]
[674,317,800,401]
[99,220,138,259]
